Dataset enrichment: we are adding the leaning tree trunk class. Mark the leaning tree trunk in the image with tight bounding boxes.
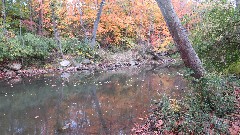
[155,0,205,78]
[90,0,105,48]
[2,0,7,35]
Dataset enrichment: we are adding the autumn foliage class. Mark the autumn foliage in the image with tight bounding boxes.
[0,0,198,62]
[13,0,195,49]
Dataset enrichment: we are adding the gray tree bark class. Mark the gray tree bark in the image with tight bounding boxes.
[2,0,7,35]
[236,0,240,10]
[51,2,63,58]
[37,0,44,35]
[90,0,105,48]
[28,0,34,33]
[77,0,88,44]
[155,0,205,78]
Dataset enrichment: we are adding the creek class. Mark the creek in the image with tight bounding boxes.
[0,66,187,135]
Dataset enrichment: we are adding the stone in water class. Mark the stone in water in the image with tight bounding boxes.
[60,60,70,67]
[61,72,70,78]
[8,63,22,71]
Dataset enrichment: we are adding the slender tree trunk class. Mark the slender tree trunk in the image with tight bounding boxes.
[236,0,240,46]
[37,0,44,35]
[155,0,205,78]
[77,0,88,43]
[236,0,240,10]
[148,10,154,47]
[90,0,105,48]
[2,0,7,35]
[19,2,25,51]
[29,0,34,33]
[51,2,63,58]
[95,0,99,8]
[19,5,22,37]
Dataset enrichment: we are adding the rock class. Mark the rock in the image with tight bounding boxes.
[60,60,71,67]
[76,65,89,71]
[7,62,22,71]
[3,68,8,72]
[0,66,4,71]
[129,60,136,66]
[135,61,139,65]
[26,69,35,74]
[82,59,91,65]
[149,60,160,65]
[5,70,16,78]
[123,62,131,66]
[87,65,95,70]
[9,76,22,84]
[66,67,76,71]
[0,74,3,79]
[76,67,82,71]
[82,70,91,75]
[156,51,168,56]
[115,63,122,67]
[61,72,70,78]
[73,63,82,68]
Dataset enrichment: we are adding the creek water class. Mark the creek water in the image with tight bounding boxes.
[0,66,187,135]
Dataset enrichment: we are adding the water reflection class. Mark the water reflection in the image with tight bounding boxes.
[0,67,187,135]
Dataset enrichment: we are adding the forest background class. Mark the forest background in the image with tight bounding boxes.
[1,0,240,134]
[0,0,239,75]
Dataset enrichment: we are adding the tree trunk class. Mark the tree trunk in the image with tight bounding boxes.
[236,0,240,47]
[29,0,34,33]
[95,0,99,8]
[19,4,22,37]
[90,0,105,48]
[51,2,63,58]
[2,0,7,35]
[77,0,88,43]
[37,0,44,35]
[155,0,205,78]
[236,0,240,10]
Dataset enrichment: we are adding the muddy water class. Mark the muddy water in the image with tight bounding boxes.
[0,67,187,135]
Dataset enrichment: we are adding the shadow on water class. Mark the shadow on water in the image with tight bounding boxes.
[0,66,187,135]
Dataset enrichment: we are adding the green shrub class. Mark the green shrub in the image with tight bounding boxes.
[150,73,237,134]
[225,61,240,75]
[0,33,8,61]
[22,33,56,59]
[191,2,240,72]
[61,38,94,59]
[0,33,95,62]
[189,73,236,117]
[0,33,56,60]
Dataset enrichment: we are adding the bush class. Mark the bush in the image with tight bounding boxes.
[61,38,94,59]
[191,2,240,72]
[22,33,56,59]
[188,73,236,117]
[163,74,235,134]
[0,33,55,61]
[133,73,238,134]
[0,33,95,62]
[225,61,240,75]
